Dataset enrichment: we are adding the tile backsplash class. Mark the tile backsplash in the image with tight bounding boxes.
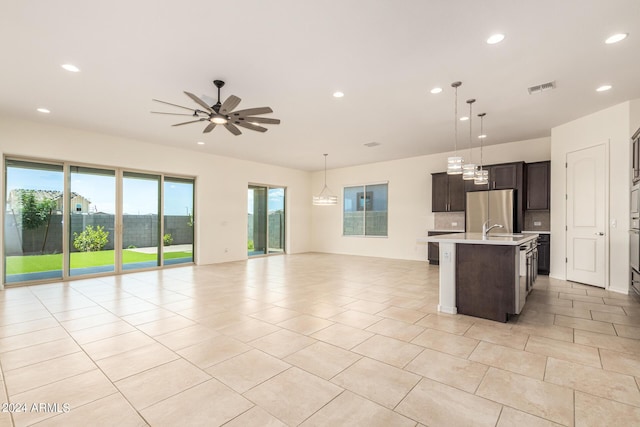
[524,211,550,231]
[434,212,465,231]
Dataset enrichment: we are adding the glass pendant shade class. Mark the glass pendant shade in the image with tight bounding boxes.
[447,156,464,174]
[313,154,338,206]
[474,168,488,185]
[462,163,477,180]
[313,188,338,205]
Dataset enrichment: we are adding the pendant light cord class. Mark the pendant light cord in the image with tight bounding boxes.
[451,82,462,155]
[323,154,328,187]
[467,99,476,161]
[478,113,485,168]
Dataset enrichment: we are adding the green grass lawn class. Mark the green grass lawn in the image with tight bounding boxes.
[5,250,193,274]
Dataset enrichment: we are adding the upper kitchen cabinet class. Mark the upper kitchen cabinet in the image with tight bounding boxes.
[633,127,640,184]
[432,172,465,212]
[491,162,524,190]
[467,162,524,192]
[526,161,550,210]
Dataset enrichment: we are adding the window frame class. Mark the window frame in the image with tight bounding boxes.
[342,181,388,238]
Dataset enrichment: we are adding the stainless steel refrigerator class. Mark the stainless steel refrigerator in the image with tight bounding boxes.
[466,190,515,233]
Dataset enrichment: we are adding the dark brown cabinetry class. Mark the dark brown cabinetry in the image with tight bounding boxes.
[427,231,463,264]
[456,244,517,322]
[537,234,550,275]
[633,127,640,184]
[471,162,524,191]
[526,161,550,210]
[431,173,465,212]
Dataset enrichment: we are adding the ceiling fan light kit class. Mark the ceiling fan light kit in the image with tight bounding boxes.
[152,80,280,136]
[313,154,338,206]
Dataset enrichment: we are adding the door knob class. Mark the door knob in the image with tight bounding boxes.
[595,232,605,236]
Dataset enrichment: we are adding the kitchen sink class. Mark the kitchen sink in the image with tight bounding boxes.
[486,233,524,238]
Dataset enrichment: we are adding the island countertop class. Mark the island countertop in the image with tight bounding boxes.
[417,232,538,246]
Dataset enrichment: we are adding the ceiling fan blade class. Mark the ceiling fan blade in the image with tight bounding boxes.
[243,116,281,125]
[184,91,213,112]
[203,123,216,133]
[172,119,204,127]
[235,121,268,132]
[231,107,273,117]
[224,123,242,136]
[152,99,196,112]
[220,95,241,115]
[151,111,196,116]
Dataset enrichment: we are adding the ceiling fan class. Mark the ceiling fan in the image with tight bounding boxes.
[151,80,280,135]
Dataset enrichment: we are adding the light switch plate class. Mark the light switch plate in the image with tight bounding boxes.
[452,222,458,226]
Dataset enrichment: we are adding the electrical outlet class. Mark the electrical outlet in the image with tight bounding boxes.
[534,221,542,226]
[452,222,458,227]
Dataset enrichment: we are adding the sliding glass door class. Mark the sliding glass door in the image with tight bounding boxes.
[247,185,285,257]
[163,177,194,265]
[122,172,161,271]
[4,160,64,283]
[69,166,116,276]
[3,158,195,285]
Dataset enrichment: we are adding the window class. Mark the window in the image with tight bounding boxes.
[343,183,388,236]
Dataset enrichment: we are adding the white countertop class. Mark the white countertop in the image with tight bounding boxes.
[522,230,550,234]
[418,232,538,246]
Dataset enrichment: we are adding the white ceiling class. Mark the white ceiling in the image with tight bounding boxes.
[1,1,639,171]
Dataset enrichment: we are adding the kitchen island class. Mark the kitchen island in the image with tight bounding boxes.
[418,233,538,322]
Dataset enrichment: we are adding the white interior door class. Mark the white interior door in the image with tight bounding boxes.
[566,144,607,288]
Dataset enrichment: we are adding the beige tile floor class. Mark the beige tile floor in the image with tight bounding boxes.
[0,253,639,426]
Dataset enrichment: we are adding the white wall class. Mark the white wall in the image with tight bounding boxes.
[310,137,551,261]
[0,117,312,277]
[550,100,638,294]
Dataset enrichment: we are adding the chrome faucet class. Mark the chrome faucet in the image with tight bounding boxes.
[482,220,503,236]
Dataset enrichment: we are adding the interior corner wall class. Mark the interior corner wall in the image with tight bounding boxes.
[550,101,635,294]
[0,116,312,281]
[310,137,551,261]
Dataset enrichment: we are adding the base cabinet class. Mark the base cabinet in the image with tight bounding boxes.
[455,244,517,322]
[537,234,550,275]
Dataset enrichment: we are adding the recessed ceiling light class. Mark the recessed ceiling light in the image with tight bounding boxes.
[333,91,344,98]
[197,141,205,145]
[36,108,50,114]
[430,87,443,94]
[605,33,628,44]
[486,34,505,44]
[596,85,612,92]
[61,64,80,72]
[459,116,469,121]
[478,134,487,139]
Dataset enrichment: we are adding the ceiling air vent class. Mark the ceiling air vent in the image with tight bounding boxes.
[364,142,381,147]
[527,81,556,95]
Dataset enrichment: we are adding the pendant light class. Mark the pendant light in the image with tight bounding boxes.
[462,99,477,180]
[313,154,338,205]
[474,112,489,185]
[446,81,464,174]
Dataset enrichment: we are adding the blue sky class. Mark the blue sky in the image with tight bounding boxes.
[6,167,193,216]
[247,187,285,214]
